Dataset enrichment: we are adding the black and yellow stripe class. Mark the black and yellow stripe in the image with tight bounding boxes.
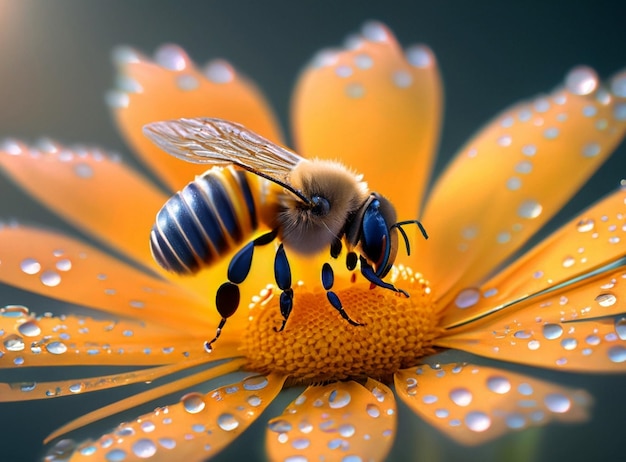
[150,166,258,274]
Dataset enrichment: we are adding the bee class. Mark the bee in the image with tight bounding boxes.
[144,118,427,351]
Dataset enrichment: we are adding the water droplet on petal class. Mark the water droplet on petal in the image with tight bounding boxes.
[158,438,176,449]
[242,375,269,391]
[576,218,595,232]
[74,163,94,178]
[292,438,310,450]
[366,404,381,418]
[405,44,432,68]
[217,413,239,431]
[608,345,626,363]
[354,53,373,69]
[454,288,480,309]
[40,270,61,287]
[69,382,84,393]
[610,71,626,97]
[154,44,187,71]
[449,388,472,406]
[204,60,234,83]
[561,338,578,350]
[562,256,575,268]
[543,323,563,340]
[487,376,511,394]
[176,74,199,91]
[345,82,365,98]
[518,200,542,219]
[595,293,616,307]
[506,413,527,429]
[329,388,351,408]
[247,395,262,407]
[465,411,491,432]
[582,142,601,158]
[544,393,571,413]
[615,318,626,340]
[565,66,599,95]
[46,341,67,355]
[4,334,25,351]
[20,258,41,275]
[18,320,41,337]
[268,419,292,432]
[132,438,156,458]
[181,392,205,413]
[361,21,387,42]
[55,259,72,271]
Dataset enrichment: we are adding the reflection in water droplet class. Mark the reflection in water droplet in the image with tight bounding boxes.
[242,375,269,391]
[158,438,176,449]
[506,413,527,429]
[608,345,626,363]
[204,60,234,84]
[46,341,67,355]
[465,411,491,432]
[4,334,25,352]
[18,320,41,337]
[329,388,351,408]
[576,218,595,232]
[247,395,262,407]
[562,256,575,268]
[487,376,511,394]
[181,392,205,414]
[518,200,542,219]
[20,258,41,275]
[543,323,564,340]
[74,163,94,179]
[69,383,84,393]
[40,270,61,287]
[132,438,157,458]
[268,419,292,432]
[595,293,617,307]
[105,448,127,461]
[55,259,72,271]
[217,413,239,431]
[366,404,381,418]
[615,318,626,340]
[454,288,480,309]
[292,438,310,450]
[449,388,472,407]
[544,393,571,413]
[565,66,599,95]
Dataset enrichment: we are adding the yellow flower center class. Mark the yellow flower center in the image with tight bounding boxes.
[242,266,442,385]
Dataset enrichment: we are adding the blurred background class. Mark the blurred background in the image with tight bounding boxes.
[0,0,625,461]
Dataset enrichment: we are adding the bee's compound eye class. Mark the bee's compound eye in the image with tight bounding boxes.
[311,195,331,217]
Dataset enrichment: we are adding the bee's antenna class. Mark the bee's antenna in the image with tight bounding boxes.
[390,220,428,256]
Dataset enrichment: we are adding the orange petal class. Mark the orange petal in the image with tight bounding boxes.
[0,308,218,369]
[0,140,167,268]
[110,44,283,191]
[266,378,396,461]
[419,67,626,301]
[394,362,591,446]
[0,225,212,331]
[440,186,626,329]
[436,266,626,372]
[292,21,442,228]
[66,372,286,462]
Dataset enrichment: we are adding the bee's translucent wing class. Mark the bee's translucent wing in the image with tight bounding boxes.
[144,117,305,191]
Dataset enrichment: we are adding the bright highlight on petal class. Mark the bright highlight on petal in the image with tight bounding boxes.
[110,44,283,191]
[267,379,396,462]
[419,66,626,302]
[395,362,591,445]
[292,21,442,231]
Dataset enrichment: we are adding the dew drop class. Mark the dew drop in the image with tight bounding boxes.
[528,340,541,350]
[366,404,381,418]
[354,53,373,69]
[335,65,353,78]
[610,71,626,98]
[406,44,432,68]
[576,218,595,232]
[615,317,626,340]
[487,376,511,394]
[40,270,61,287]
[465,411,491,432]
[268,419,292,432]
[4,334,25,351]
[608,345,626,363]
[342,456,363,462]
[561,338,578,350]
[544,393,571,413]
[181,392,205,414]
[514,330,532,339]
[515,160,533,174]
[454,288,480,309]
[292,438,310,450]
[392,70,413,88]
[422,394,438,404]
[55,259,72,272]
[74,163,94,179]
[562,256,575,268]
[449,388,472,407]
[543,323,563,340]
[154,44,187,70]
[595,293,616,307]
[328,388,351,408]
[204,60,234,83]
[247,395,262,407]
[69,382,84,393]
[506,177,522,191]
[20,258,41,275]
[338,424,356,437]
[131,438,156,458]
[18,320,41,337]
[217,413,239,431]
[506,413,527,429]
[46,341,67,355]
[565,66,599,95]
[362,21,387,42]
[242,375,269,391]
[544,127,559,139]
[582,142,601,158]
[518,200,543,219]
[345,82,365,98]
[158,438,176,449]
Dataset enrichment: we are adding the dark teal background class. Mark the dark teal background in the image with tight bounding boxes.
[0,1,625,461]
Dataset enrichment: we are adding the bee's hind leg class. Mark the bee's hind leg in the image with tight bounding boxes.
[207,230,278,352]
[273,243,293,332]
[359,256,409,297]
[321,262,363,326]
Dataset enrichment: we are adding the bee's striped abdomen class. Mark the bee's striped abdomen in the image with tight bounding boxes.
[150,167,258,274]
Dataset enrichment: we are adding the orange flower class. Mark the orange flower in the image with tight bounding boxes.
[1,21,625,461]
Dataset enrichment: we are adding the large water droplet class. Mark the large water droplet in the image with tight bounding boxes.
[595,293,617,307]
[406,45,432,68]
[506,413,527,429]
[268,419,292,433]
[576,218,595,232]
[55,259,72,272]
[565,66,599,95]
[69,382,84,394]
[366,404,380,418]
[449,388,472,407]
[454,288,480,309]
[247,395,262,407]
[328,388,351,408]
[465,411,491,432]
[158,438,176,449]
[40,270,61,287]
[4,334,25,351]
[217,413,239,431]
[74,163,94,179]
[132,438,156,458]
[292,438,310,450]
[242,375,269,391]
[46,341,67,355]
[518,200,543,219]
[18,320,41,337]
[204,60,234,83]
[615,317,626,340]
[562,256,575,268]
[181,392,205,414]
[20,258,41,275]
[561,338,578,350]
[608,345,626,363]
[544,393,571,413]
[154,44,187,70]
[338,423,356,437]
[105,448,127,461]
[543,323,563,340]
[487,376,511,394]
